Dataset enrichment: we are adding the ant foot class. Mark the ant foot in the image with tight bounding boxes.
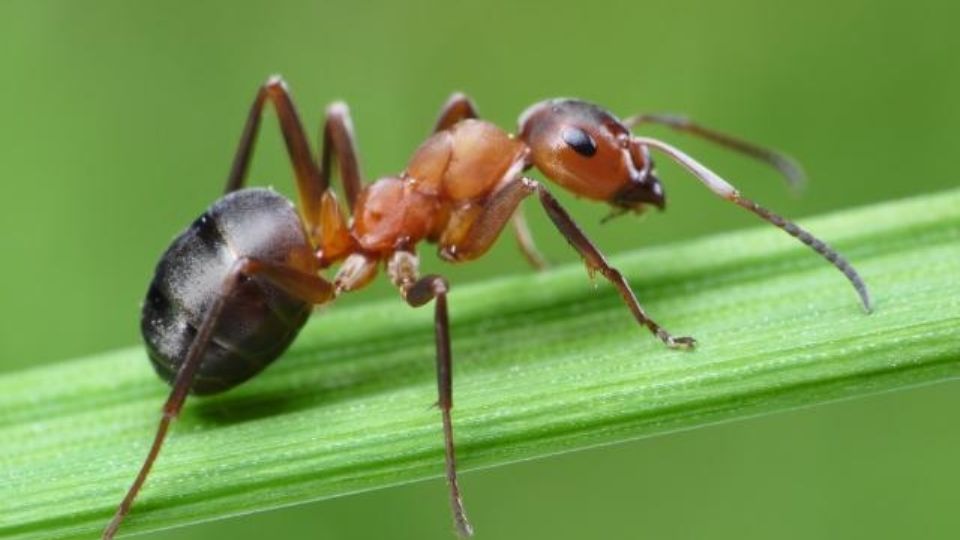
[659,332,697,350]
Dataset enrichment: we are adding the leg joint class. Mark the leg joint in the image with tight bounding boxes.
[405,274,449,307]
[264,74,288,91]
[326,100,350,120]
[429,275,449,296]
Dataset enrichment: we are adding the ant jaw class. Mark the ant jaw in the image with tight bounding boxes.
[600,207,630,224]
[610,172,666,213]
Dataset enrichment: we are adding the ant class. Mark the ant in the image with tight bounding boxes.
[103,76,872,539]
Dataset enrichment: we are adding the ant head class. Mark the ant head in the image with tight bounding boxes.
[518,98,665,212]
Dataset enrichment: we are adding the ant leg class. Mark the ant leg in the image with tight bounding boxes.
[433,92,478,132]
[224,76,327,234]
[103,258,335,540]
[332,252,380,293]
[315,189,356,267]
[241,259,337,303]
[440,178,694,348]
[431,94,549,269]
[224,77,366,246]
[388,251,473,538]
[319,102,364,210]
[313,106,366,266]
[511,209,549,270]
[623,113,805,188]
[531,180,697,348]
[102,265,243,540]
[438,177,532,263]
[633,136,872,312]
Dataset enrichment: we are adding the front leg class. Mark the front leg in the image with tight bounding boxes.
[432,93,548,269]
[441,177,695,349]
[532,181,696,348]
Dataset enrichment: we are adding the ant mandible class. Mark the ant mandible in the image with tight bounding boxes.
[103,76,872,539]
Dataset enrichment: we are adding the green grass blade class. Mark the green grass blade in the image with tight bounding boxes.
[1,189,958,539]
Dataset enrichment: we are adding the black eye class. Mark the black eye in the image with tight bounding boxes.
[561,126,597,157]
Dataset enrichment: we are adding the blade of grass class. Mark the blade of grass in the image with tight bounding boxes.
[1,189,958,539]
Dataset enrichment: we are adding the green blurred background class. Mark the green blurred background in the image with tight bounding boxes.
[1,0,957,538]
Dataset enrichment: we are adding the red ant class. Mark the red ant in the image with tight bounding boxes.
[103,76,871,539]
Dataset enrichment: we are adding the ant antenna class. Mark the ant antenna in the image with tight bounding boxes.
[624,113,807,190]
[632,136,872,313]
[600,207,630,224]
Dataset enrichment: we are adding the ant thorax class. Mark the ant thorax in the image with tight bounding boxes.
[351,119,527,256]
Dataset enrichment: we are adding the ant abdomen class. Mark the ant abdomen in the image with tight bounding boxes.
[141,188,314,395]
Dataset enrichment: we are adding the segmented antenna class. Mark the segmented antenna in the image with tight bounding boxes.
[633,136,872,312]
[625,113,806,189]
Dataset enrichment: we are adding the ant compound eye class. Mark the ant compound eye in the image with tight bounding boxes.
[561,126,597,157]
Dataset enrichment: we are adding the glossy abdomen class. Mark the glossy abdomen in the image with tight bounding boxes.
[141,188,315,395]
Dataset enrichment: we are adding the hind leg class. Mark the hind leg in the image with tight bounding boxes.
[102,258,335,540]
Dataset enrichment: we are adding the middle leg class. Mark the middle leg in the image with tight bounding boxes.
[387,251,473,538]
[319,102,364,209]
[224,76,325,223]
[223,76,363,251]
